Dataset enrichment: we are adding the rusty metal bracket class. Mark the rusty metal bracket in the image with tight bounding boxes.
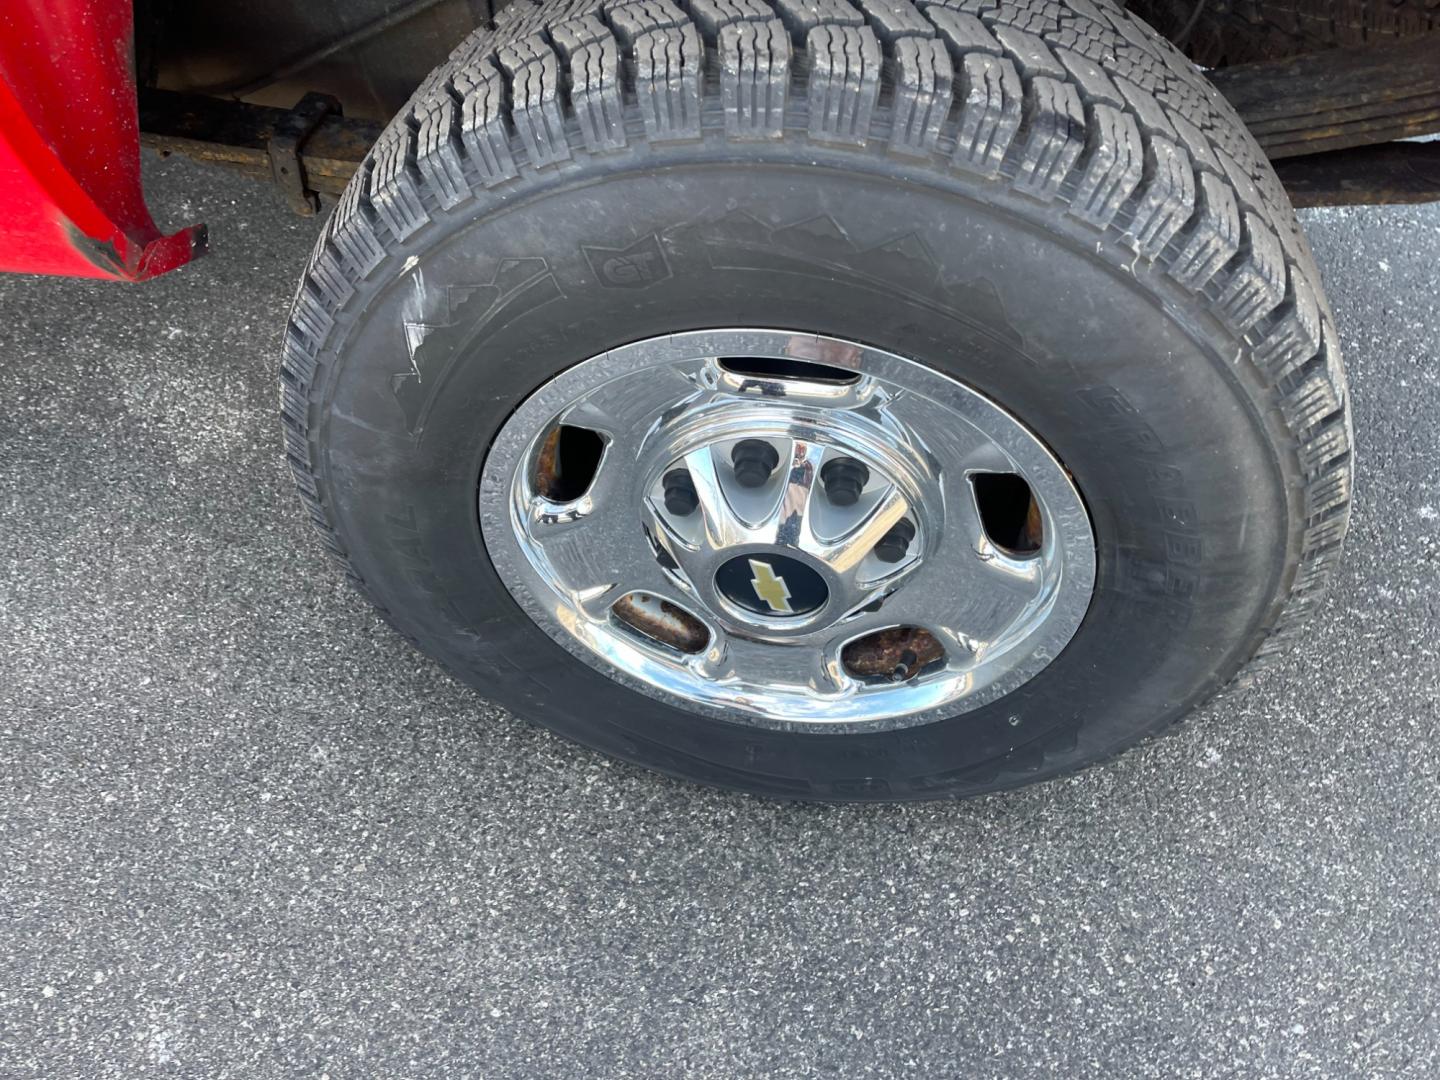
[139,89,382,199]
[268,92,340,215]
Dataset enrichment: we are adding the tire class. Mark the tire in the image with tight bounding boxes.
[280,0,1352,801]
[1128,0,1440,67]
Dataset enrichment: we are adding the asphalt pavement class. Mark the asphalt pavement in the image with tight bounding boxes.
[2,158,1438,1079]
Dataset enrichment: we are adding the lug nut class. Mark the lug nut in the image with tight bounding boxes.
[821,456,870,507]
[731,439,779,488]
[874,519,916,563]
[663,468,698,515]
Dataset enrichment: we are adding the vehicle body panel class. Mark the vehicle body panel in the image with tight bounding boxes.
[0,0,203,280]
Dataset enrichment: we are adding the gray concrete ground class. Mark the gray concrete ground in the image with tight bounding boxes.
[1,157,1438,1079]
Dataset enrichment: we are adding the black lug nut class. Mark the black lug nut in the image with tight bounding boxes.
[874,518,916,563]
[821,456,870,507]
[663,468,699,515]
[731,439,779,488]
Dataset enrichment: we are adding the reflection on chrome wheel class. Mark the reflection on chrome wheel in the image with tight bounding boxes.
[480,330,1095,732]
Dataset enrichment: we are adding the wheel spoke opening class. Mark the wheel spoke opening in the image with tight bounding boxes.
[841,626,947,685]
[533,424,605,502]
[971,473,1043,556]
[718,355,860,385]
[612,592,710,655]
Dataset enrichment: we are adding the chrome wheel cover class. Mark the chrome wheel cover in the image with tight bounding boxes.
[479,330,1095,732]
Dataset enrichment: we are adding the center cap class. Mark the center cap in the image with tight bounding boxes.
[715,553,829,619]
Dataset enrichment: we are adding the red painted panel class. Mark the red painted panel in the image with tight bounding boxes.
[0,0,205,281]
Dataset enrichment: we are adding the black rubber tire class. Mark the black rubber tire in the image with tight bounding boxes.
[280,0,1352,801]
[1128,0,1440,66]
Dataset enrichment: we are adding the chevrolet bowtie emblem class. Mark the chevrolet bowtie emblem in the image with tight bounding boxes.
[748,558,793,613]
[716,553,826,618]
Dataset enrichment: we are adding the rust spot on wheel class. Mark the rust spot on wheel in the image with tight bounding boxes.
[841,626,945,683]
[612,592,710,654]
[533,425,561,497]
